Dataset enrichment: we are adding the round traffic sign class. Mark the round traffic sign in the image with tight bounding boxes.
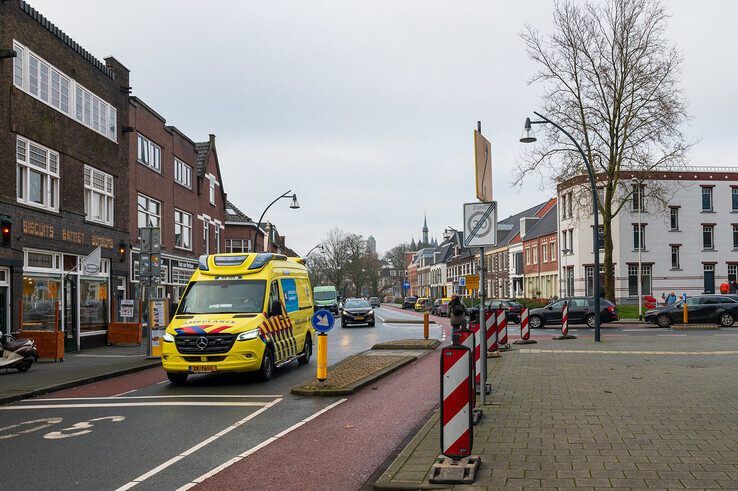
[402,281,410,289]
[311,309,335,333]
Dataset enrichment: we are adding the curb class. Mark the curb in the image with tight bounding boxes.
[372,340,441,350]
[0,360,162,405]
[672,324,721,331]
[373,411,444,490]
[291,355,417,397]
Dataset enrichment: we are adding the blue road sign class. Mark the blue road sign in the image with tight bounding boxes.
[312,309,335,333]
[402,281,410,290]
[459,277,466,287]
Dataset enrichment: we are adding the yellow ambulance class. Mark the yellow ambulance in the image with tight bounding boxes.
[162,253,314,384]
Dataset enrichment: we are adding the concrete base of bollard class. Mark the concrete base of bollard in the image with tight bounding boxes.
[513,339,537,344]
[429,455,481,484]
[553,334,577,340]
[472,408,483,425]
[498,343,511,351]
[487,350,502,358]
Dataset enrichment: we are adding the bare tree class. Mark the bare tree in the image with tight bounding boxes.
[344,233,369,296]
[518,0,692,300]
[384,243,411,272]
[315,228,352,297]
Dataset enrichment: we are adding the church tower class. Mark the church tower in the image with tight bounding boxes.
[422,212,429,246]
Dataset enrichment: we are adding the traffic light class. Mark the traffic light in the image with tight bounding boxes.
[1,216,11,247]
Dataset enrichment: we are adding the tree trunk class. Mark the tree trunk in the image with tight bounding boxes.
[602,213,616,302]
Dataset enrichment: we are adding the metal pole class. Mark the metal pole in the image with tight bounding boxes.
[479,246,487,406]
[637,190,643,321]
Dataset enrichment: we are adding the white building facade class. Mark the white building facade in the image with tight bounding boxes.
[558,167,738,303]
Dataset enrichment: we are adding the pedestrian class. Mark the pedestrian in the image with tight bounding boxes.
[660,292,667,307]
[730,279,738,294]
[448,293,468,330]
[720,281,730,295]
[666,291,677,305]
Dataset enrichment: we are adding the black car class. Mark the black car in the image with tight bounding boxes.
[402,296,418,309]
[369,297,380,308]
[527,297,619,329]
[468,299,523,324]
[645,294,738,328]
[341,298,375,327]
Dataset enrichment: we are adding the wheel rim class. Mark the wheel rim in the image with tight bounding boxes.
[264,352,273,377]
[658,315,669,327]
[305,339,312,359]
[530,317,540,328]
[721,314,733,326]
[587,316,595,328]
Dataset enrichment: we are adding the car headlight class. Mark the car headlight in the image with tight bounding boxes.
[163,332,175,343]
[367,309,374,316]
[236,329,260,341]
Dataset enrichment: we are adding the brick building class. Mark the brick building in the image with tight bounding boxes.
[224,199,264,253]
[127,97,226,304]
[522,203,558,299]
[0,0,130,349]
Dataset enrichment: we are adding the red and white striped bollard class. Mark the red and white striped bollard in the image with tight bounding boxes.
[514,307,537,345]
[554,300,577,340]
[497,308,510,350]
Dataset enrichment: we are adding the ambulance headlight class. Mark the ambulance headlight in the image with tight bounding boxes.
[237,329,260,341]
[163,332,175,343]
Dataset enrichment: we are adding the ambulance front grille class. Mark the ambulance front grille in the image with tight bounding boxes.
[175,334,236,354]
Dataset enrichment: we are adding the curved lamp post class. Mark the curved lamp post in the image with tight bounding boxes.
[305,243,324,257]
[520,111,602,342]
[256,190,299,252]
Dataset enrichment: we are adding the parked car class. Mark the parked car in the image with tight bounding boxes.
[430,298,452,316]
[468,299,524,324]
[414,297,430,312]
[402,296,418,309]
[369,296,380,307]
[341,298,375,327]
[527,297,619,329]
[645,294,738,328]
[384,295,394,303]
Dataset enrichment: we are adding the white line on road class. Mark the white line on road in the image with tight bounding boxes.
[115,398,282,491]
[34,395,283,401]
[1,402,272,410]
[658,334,687,337]
[73,354,147,358]
[375,314,385,322]
[113,389,138,397]
[175,398,347,491]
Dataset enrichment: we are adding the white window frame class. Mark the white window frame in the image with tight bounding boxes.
[84,165,114,226]
[542,242,548,262]
[701,186,713,212]
[702,225,714,251]
[203,221,210,254]
[671,245,680,270]
[137,134,161,172]
[214,226,221,253]
[23,248,62,274]
[174,209,192,251]
[633,224,646,251]
[174,158,192,189]
[670,207,679,231]
[16,135,60,212]
[209,179,216,205]
[137,194,161,229]
[13,40,116,142]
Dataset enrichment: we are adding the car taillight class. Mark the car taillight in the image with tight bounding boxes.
[607,306,616,313]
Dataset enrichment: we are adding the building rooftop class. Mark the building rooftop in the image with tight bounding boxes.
[523,203,558,240]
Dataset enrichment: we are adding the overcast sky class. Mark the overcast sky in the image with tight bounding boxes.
[31,0,738,255]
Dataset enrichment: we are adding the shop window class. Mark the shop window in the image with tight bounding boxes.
[79,278,108,333]
[174,209,192,250]
[16,136,59,212]
[22,276,61,331]
[84,165,114,226]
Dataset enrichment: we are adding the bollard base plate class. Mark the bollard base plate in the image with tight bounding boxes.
[487,350,502,358]
[429,455,481,484]
[472,408,483,425]
[513,339,538,344]
[553,334,577,340]
[498,343,511,351]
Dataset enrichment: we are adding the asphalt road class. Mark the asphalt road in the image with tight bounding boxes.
[0,306,447,491]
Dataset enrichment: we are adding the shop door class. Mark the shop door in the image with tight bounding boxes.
[0,287,8,335]
[64,278,78,351]
[704,265,715,294]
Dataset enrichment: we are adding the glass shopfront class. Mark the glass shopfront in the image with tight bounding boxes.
[79,277,108,333]
[22,275,61,331]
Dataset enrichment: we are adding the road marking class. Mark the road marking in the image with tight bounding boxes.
[622,329,657,332]
[1,402,273,410]
[44,416,125,439]
[0,418,63,440]
[34,395,283,401]
[375,314,385,322]
[176,398,347,491]
[115,397,282,491]
[114,389,138,397]
[658,334,687,337]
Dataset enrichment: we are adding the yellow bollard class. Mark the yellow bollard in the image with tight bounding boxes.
[683,301,688,324]
[317,333,328,381]
[423,311,429,339]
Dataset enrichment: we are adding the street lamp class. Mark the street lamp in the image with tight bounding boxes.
[305,243,324,257]
[631,177,643,321]
[257,190,300,251]
[520,111,603,342]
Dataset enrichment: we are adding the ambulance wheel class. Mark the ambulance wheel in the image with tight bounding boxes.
[298,334,312,365]
[167,372,188,385]
[259,347,275,381]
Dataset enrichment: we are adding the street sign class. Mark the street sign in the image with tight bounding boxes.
[459,277,466,287]
[402,281,411,290]
[312,309,335,333]
[139,227,161,254]
[474,130,493,202]
[120,299,134,319]
[465,275,479,290]
[463,202,497,248]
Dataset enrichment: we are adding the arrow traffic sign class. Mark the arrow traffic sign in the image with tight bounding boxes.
[311,309,335,333]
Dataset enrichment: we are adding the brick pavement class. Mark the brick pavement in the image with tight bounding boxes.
[375,334,738,489]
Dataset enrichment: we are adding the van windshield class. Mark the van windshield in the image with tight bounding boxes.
[314,291,337,301]
[178,279,267,314]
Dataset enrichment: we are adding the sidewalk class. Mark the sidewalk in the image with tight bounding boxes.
[0,343,160,404]
[375,335,738,489]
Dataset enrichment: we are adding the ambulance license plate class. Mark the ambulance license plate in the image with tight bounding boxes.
[191,365,217,373]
